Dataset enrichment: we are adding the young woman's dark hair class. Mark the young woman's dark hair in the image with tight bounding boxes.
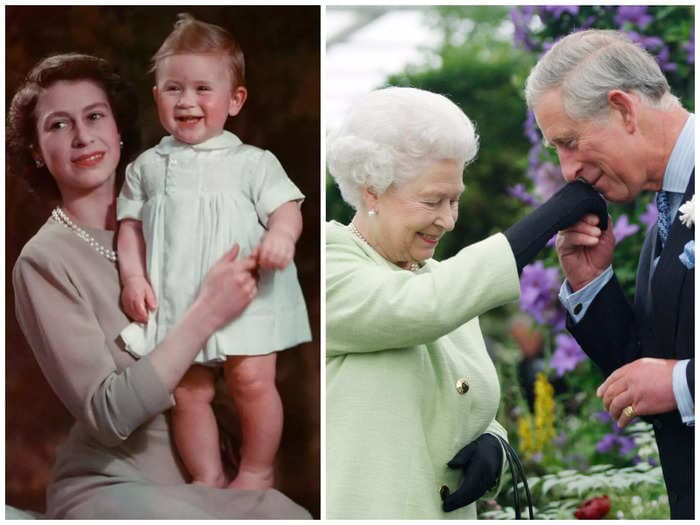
[7,53,141,204]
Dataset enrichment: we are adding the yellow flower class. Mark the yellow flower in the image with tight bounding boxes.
[533,372,556,447]
[518,373,556,458]
[517,415,534,455]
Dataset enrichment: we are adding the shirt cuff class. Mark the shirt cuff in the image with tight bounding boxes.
[558,266,614,323]
[673,359,695,426]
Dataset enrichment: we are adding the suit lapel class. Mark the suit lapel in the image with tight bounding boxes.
[650,172,694,356]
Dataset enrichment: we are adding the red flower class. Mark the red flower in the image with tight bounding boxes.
[573,495,611,519]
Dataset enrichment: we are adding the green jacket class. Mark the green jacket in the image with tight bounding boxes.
[326,221,520,519]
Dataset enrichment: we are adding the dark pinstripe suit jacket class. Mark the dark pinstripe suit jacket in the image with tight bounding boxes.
[567,172,694,519]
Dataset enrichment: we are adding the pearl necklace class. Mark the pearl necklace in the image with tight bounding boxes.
[51,207,118,262]
[348,222,420,272]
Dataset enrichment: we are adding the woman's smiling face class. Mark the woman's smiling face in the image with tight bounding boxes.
[366,159,465,268]
[33,79,121,198]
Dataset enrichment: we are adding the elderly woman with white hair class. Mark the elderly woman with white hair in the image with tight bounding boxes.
[326,86,609,519]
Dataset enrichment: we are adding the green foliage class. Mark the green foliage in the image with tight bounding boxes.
[481,457,668,519]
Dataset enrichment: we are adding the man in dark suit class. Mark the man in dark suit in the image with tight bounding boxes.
[525,30,694,518]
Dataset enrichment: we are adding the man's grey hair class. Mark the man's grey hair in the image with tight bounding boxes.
[327,87,478,210]
[525,29,679,120]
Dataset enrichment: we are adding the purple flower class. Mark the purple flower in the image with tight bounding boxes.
[550,308,566,332]
[580,15,597,30]
[511,7,536,51]
[683,30,694,65]
[533,162,566,202]
[539,6,579,18]
[612,215,640,244]
[519,261,562,325]
[524,110,541,144]
[615,6,653,29]
[639,202,659,232]
[594,411,613,423]
[618,435,636,455]
[550,333,586,376]
[627,31,663,50]
[626,32,677,71]
[596,433,636,456]
[596,433,617,453]
[508,184,539,206]
[656,46,678,72]
[527,144,543,178]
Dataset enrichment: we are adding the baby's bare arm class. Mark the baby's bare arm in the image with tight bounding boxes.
[267,200,303,242]
[257,201,303,270]
[117,219,156,322]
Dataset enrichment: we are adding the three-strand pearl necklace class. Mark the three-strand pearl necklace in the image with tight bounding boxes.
[51,207,118,262]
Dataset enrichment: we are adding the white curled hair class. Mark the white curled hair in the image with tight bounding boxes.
[525,29,678,121]
[327,87,479,210]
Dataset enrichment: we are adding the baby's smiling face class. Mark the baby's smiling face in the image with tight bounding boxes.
[153,53,246,145]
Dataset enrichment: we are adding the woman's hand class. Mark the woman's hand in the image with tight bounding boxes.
[121,275,157,323]
[504,180,608,273]
[256,230,296,270]
[149,244,258,392]
[441,433,503,512]
[195,244,258,331]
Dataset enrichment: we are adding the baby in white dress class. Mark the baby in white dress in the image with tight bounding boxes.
[116,13,311,490]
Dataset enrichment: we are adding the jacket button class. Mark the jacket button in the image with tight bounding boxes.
[456,378,469,394]
[439,485,450,500]
[573,303,583,315]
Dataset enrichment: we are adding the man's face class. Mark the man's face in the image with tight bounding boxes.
[533,88,648,203]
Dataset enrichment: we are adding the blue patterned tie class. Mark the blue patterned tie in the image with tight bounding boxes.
[655,190,676,245]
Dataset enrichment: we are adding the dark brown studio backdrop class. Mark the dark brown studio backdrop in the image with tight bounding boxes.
[5,5,320,517]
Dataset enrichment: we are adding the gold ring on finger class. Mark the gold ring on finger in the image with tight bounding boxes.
[623,406,636,418]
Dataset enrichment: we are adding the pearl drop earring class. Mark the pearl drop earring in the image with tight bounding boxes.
[368,209,376,216]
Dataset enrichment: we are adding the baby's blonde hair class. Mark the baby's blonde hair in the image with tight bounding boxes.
[152,13,245,87]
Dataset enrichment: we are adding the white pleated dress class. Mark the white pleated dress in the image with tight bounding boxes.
[117,131,311,364]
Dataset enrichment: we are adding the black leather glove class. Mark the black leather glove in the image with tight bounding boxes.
[504,180,608,273]
[441,433,503,512]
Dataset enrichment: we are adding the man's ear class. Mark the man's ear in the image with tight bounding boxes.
[229,86,248,117]
[607,90,637,133]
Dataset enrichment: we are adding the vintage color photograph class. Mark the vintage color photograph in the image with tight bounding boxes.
[6,5,320,519]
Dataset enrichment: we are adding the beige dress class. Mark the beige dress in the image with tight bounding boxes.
[12,220,310,519]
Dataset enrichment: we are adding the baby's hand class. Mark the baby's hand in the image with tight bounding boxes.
[121,275,157,323]
[256,230,296,270]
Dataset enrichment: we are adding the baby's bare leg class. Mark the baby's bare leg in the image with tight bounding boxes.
[172,364,226,488]
[224,353,282,490]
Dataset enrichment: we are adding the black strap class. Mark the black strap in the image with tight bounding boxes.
[495,435,534,519]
